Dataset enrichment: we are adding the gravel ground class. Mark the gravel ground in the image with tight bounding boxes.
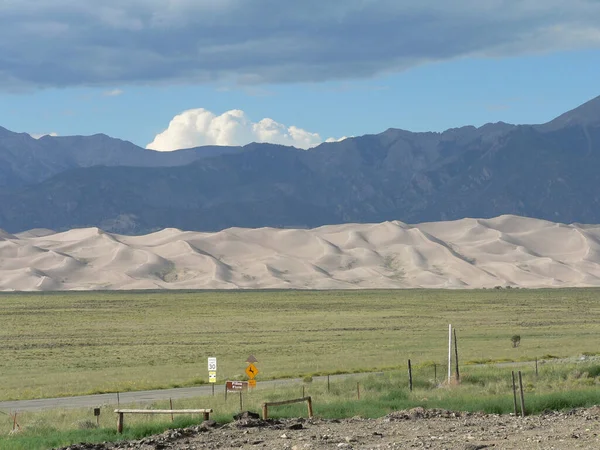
[59,407,600,450]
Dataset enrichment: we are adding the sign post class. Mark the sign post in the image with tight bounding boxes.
[245,363,259,379]
[208,357,217,372]
[246,355,259,389]
[226,381,249,392]
[208,357,217,394]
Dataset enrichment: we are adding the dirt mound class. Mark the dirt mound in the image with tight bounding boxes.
[57,407,600,449]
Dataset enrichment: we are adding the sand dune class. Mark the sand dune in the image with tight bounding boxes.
[3,215,600,291]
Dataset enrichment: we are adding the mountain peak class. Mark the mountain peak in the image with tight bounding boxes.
[0,126,15,137]
[539,95,600,131]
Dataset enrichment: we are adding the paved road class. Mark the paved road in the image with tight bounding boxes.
[0,372,382,413]
[2,357,574,413]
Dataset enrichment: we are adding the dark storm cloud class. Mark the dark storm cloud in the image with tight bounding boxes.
[1,0,599,89]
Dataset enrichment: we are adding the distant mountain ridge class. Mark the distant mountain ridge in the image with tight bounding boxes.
[0,128,244,188]
[0,95,599,233]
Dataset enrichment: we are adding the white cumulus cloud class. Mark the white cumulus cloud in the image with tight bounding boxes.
[326,136,351,143]
[29,132,58,139]
[147,108,339,151]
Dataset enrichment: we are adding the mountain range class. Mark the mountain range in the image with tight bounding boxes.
[0,95,599,234]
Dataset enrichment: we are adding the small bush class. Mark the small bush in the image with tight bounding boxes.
[23,418,56,434]
[585,365,600,378]
[510,335,521,348]
[73,419,98,430]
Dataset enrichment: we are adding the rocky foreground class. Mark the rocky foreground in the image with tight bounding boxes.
[59,407,600,450]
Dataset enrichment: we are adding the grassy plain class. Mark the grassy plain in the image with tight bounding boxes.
[0,289,599,401]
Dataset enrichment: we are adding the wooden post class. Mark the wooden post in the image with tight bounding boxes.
[535,358,538,377]
[327,375,330,393]
[203,411,210,421]
[511,371,518,416]
[117,412,124,434]
[448,324,452,383]
[225,384,228,401]
[169,398,174,422]
[518,371,526,417]
[302,385,305,398]
[239,392,243,412]
[357,382,360,400]
[434,363,437,384]
[262,403,268,420]
[117,392,120,408]
[408,359,413,392]
[262,397,313,420]
[453,328,460,382]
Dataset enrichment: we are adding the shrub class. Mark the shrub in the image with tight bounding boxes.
[511,335,521,348]
[73,419,98,430]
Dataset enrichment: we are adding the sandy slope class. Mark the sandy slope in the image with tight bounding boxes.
[2,215,600,291]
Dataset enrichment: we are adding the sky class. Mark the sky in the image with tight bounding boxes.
[0,0,599,150]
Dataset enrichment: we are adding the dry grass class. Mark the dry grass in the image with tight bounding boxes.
[0,288,599,400]
[2,359,600,450]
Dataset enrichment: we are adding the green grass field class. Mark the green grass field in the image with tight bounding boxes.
[0,288,599,401]
[2,360,600,450]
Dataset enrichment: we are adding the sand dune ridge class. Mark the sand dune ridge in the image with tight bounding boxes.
[3,215,600,291]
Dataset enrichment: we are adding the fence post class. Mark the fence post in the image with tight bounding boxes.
[448,324,452,383]
[408,359,413,392]
[307,396,314,418]
[453,328,460,382]
[262,403,268,420]
[511,371,518,416]
[117,412,124,434]
[518,371,526,417]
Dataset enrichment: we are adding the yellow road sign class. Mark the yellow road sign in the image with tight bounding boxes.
[248,379,256,388]
[245,363,259,379]
[209,372,217,383]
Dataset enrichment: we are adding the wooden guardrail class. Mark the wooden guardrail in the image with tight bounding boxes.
[114,408,213,433]
[261,396,313,420]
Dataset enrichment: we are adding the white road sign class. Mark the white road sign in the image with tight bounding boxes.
[208,357,217,371]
